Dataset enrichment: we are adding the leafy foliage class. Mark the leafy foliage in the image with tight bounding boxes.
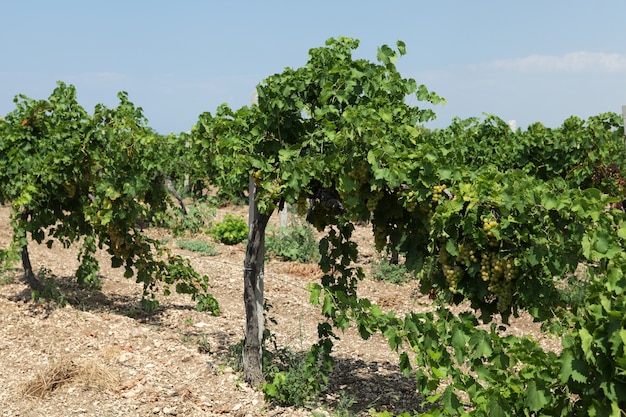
[371,258,412,285]
[209,214,248,245]
[176,238,219,256]
[188,36,626,414]
[0,82,218,314]
[152,200,215,237]
[266,214,319,263]
[5,36,625,415]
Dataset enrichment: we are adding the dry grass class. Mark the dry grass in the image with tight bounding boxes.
[272,261,322,279]
[20,357,119,398]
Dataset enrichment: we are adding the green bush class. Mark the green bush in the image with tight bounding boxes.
[209,214,248,245]
[266,216,319,263]
[176,238,219,256]
[152,201,215,236]
[371,258,412,285]
[262,346,330,407]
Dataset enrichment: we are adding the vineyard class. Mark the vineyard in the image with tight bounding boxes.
[1,37,625,416]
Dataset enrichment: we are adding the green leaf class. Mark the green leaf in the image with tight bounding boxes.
[322,292,334,317]
[487,400,506,417]
[378,108,393,123]
[399,352,412,377]
[558,350,588,384]
[525,381,550,412]
[445,240,459,257]
[441,386,462,414]
[579,328,595,362]
[307,283,322,305]
[396,40,407,55]
[111,257,123,268]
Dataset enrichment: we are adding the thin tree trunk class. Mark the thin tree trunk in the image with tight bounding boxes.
[19,210,43,291]
[165,175,187,215]
[242,177,271,387]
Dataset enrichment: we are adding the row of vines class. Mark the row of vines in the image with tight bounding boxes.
[1,37,625,416]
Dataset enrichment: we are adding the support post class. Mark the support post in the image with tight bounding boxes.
[241,90,269,386]
[622,105,626,139]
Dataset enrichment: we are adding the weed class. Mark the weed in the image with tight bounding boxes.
[371,258,412,285]
[152,201,215,236]
[266,215,319,263]
[176,238,219,256]
[196,333,211,353]
[0,271,16,285]
[31,267,68,307]
[262,302,330,407]
[334,391,357,416]
[262,347,330,407]
[209,214,248,245]
[559,267,590,309]
[225,339,244,373]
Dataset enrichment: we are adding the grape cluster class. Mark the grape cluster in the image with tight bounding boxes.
[296,197,309,216]
[373,224,387,251]
[439,246,464,293]
[432,184,446,203]
[482,216,500,247]
[456,242,479,264]
[479,250,518,311]
[366,192,384,212]
[348,161,369,183]
[439,234,518,311]
[482,217,498,237]
[404,190,417,213]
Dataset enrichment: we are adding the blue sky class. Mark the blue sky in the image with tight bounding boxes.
[1,1,625,134]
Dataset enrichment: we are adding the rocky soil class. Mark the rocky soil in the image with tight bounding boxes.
[0,204,552,416]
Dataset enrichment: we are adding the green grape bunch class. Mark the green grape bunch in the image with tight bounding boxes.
[457,242,479,265]
[479,249,519,311]
[432,184,446,203]
[439,246,464,293]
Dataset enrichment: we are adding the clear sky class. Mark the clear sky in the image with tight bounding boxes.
[1,1,625,134]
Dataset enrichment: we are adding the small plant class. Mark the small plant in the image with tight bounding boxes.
[183,317,194,326]
[153,201,215,236]
[262,347,330,407]
[371,258,412,285]
[0,270,16,285]
[262,300,330,407]
[196,333,211,354]
[558,269,590,309]
[195,293,220,315]
[334,391,357,417]
[209,214,248,245]
[176,238,219,256]
[266,215,319,263]
[31,267,68,307]
[225,339,244,373]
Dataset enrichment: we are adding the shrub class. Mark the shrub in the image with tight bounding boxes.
[266,215,319,263]
[209,214,248,245]
[152,201,215,236]
[371,258,412,285]
[176,238,219,256]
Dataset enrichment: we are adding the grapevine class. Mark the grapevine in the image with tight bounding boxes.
[2,36,621,415]
[0,82,219,314]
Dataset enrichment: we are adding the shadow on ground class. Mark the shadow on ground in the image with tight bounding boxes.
[4,272,428,416]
